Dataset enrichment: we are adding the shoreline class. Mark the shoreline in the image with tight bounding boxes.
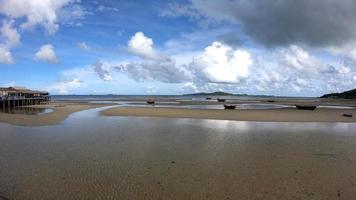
[0,102,113,127]
[0,100,355,127]
[102,107,356,123]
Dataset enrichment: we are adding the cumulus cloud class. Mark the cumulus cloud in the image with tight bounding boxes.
[92,61,112,81]
[47,78,84,94]
[116,58,191,83]
[81,32,355,96]
[128,32,159,60]
[92,40,252,85]
[0,0,83,63]
[0,20,20,48]
[0,47,13,64]
[0,20,20,64]
[163,0,356,48]
[327,42,356,62]
[77,42,91,51]
[0,0,80,34]
[101,31,193,83]
[276,45,337,76]
[190,42,252,83]
[35,44,59,64]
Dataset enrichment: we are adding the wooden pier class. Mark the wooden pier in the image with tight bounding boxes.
[0,87,50,110]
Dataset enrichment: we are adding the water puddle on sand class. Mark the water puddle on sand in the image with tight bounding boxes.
[0,106,356,199]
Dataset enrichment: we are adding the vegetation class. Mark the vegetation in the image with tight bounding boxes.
[320,88,356,99]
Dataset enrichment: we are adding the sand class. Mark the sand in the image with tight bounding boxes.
[102,107,356,122]
[1,115,356,200]
[0,102,112,126]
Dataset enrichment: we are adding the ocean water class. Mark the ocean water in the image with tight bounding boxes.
[1,106,356,199]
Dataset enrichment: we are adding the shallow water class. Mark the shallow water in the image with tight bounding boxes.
[88,101,291,110]
[1,107,356,199]
[0,107,53,115]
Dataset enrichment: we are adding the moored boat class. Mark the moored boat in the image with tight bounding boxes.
[295,104,317,110]
[343,113,353,118]
[146,100,155,105]
[217,98,226,102]
[224,104,236,109]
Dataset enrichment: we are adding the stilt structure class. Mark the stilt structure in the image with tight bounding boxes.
[0,87,50,110]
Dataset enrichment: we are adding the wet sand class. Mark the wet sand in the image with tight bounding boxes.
[0,102,112,126]
[0,108,356,199]
[102,107,356,123]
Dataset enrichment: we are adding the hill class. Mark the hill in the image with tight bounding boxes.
[320,88,356,99]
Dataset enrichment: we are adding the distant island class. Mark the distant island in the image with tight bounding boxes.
[183,91,245,96]
[321,88,356,99]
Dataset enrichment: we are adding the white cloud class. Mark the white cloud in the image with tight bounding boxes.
[0,20,20,64]
[276,45,337,76]
[45,32,355,96]
[35,44,59,64]
[0,47,13,64]
[0,0,79,34]
[328,42,356,61]
[190,42,252,83]
[92,61,112,81]
[77,42,91,51]
[128,32,159,60]
[181,82,200,93]
[116,58,191,83]
[0,20,20,48]
[47,78,84,94]
[96,5,119,12]
[119,32,193,83]
[0,0,83,63]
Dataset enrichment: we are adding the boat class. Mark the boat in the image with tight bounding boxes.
[295,104,317,110]
[343,113,353,118]
[146,100,155,105]
[217,98,226,102]
[267,100,275,103]
[224,104,236,109]
[206,97,212,100]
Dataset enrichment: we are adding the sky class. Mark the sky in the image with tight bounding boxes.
[0,0,356,96]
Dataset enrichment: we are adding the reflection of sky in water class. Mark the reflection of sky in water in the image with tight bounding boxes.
[1,106,355,200]
[318,105,355,109]
[1,106,354,135]
[120,103,292,110]
[88,101,355,110]
[100,103,291,110]
[0,107,53,115]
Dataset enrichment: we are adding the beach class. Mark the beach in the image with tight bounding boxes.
[1,108,356,199]
[1,97,356,199]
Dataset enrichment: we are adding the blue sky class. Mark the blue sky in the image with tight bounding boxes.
[0,0,355,96]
